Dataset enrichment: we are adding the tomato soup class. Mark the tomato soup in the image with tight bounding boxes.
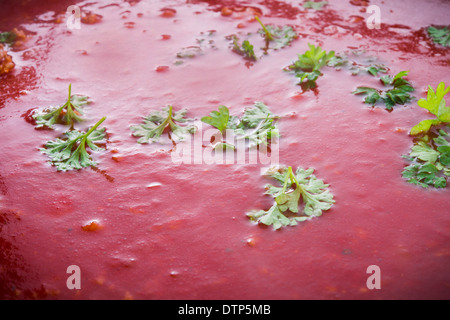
[0,0,449,300]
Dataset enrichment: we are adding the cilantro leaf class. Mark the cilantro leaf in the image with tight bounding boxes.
[254,16,298,50]
[131,105,196,144]
[247,166,335,230]
[32,84,89,129]
[41,117,107,171]
[352,71,414,111]
[285,43,334,89]
[410,82,450,135]
[427,26,450,47]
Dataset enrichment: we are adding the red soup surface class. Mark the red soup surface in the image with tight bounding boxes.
[0,0,449,300]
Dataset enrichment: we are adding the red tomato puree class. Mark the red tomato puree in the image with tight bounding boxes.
[0,0,449,299]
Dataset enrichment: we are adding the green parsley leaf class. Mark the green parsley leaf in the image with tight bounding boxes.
[201,105,230,132]
[402,128,450,188]
[231,35,257,61]
[40,117,107,171]
[285,43,334,89]
[131,105,196,144]
[302,1,328,10]
[247,166,335,230]
[427,26,450,47]
[327,50,388,76]
[201,102,279,149]
[32,84,89,129]
[234,102,279,148]
[367,65,388,76]
[238,101,276,128]
[351,87,381,105]
[254,16,298,50]
[352,71,414,111]
[410,82,450,135]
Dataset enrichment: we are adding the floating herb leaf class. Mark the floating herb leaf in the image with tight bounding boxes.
[427,26,450,47]
[231,35,257,61]
[402,128,450,188]
[40,117,107,171]
[201,105,230,133]
[201,102,279,149]
[352,70,414,111]
[131,105,197,144]
[285,43,334,89]
[327,50,388,76]
[247,166,335,230]
[255,16,298,50]
[32,84,90,129]
[410,82,450,135]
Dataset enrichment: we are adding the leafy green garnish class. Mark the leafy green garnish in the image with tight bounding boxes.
[410,82,450,135]
[247,166,335,230]
[32,84,89,129]
[427,26,450,47]
[0,31,16,45]
[302,1,328,10]
[231,36,257,61]
[367,65,388,76]
[254,16,298,50]
[285,43,334,89]
[131,105,197,144]
[327,50,388,76]
[201,105,230,132]
[235,102,279,148]
[352,71,415,111]
[201,102,279,149]
[40,117,107,171]
[402,129,450,188]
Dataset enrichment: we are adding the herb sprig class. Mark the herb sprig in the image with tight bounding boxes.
[427,26,450,47]
[285,43,335,90]
[131,105,197,144]
[201,102,279,149]
[32,84,90,129]
[352,71,415,111]
[327,51,388,76]
[247,166,335,230]
[410,82,450,135]
[231,36,257,61]
[402,128,450,188]
[255,16,298,51]
[41,117,107,171]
